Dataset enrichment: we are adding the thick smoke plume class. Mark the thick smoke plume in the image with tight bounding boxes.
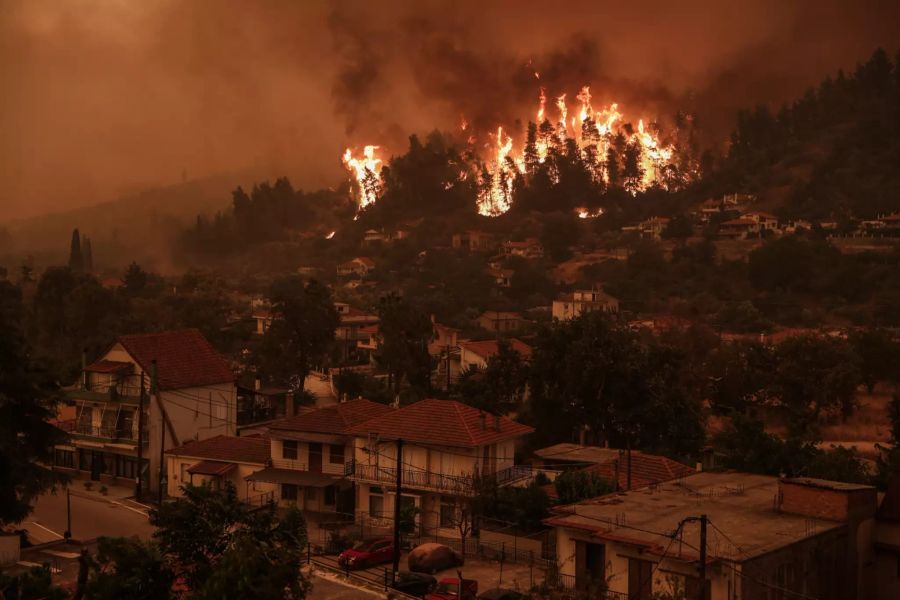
[2,0,899,221]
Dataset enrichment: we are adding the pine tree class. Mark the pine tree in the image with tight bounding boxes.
[523,122,539,174]
[68,229,83,273]
[82,237,93,273]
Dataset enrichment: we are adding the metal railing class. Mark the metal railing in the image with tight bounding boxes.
[345,459,475,495]
[72,423,146,443]
[243,490,275,507]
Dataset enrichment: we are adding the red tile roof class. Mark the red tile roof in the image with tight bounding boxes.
[117,329,233,391]
[461,339,533,361]
[268,398,395,436]
[187,460,237,476]
[85,360,133,374]
[166,434,270,464]
[721,218,756,226]
[544,451,695,500]
[349,398,533,448]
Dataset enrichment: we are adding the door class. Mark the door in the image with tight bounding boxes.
[308,443,323,473]
[90,451,104,481]
[628,558,653,600]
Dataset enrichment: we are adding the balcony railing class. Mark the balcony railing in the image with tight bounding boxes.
[271,459,307,470]
[72,423,146,443]
[345,459,475,495]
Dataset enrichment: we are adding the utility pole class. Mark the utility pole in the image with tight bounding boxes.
[136,374,146,500]
[626,437,632,491]
[65,488,72,540]
[445,345,451,390]
[391,438,404,587]
[698,514,708,600]
[152,360,165,506]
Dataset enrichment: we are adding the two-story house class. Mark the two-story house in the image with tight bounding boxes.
[552,288,619,321]
[477,310,528,334]
[501,238,544,259]
[247,398,395,515]
[345,399,534,536]
[54,329,236,495]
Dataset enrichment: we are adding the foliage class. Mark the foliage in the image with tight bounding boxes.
[85,537,174,600]
[847,328,900,393]
[455,338,528,414]
[375,292,433,396]
[69,228,84,273]
[0,281,68,526]
[553,469,615,505]
[148,482,310,598]
[0,564,67,600]
[254,276,339,390]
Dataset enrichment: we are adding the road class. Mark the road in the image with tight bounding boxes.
[308,573,384,599]
[24,488,154,543]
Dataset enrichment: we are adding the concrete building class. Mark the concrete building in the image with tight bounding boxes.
[337,257,375,277]
[545,472,877,600]
[165,435,274,505]
[477,310,528,334]
[452,230,496,252]
[501,238,544,259]
[346,399,534,537]
[552,289,619,321]
[248,398,395,515]
[459,338,532,372]
[54,329,236,495]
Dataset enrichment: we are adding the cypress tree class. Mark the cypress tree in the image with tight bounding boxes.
[68,229,83,273]
[82,237,93,273]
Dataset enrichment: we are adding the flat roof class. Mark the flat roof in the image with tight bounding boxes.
[534,443,623,464]
[546,472,844,562]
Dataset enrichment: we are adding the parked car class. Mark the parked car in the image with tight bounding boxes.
[408,542,463,574]
[427,577,478,600]
[393,571,437,597]
[337,537,397,569]
[478,589,527,600]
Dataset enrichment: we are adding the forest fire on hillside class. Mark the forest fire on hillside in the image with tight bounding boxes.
[343,84,690,216]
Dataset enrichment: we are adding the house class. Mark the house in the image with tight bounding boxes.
[335,302,380,361]
[430,321,463,389]
[501,238,544,259]
[717,217,759,240]
[743,211,779,231]
[552,289,619,321]
[487,267,514,288]
[477,310,528,334]
[337,257,375,277]
[636,217,670,240]
[355,324,380,363]
[165,435,274,504]
[452,230,496,252]
[53,329,236,494]
[533,443,695,499]
[545,473,876,600]
[345,399,534,536]
[782,219,812,234]
[248,398,395,515]
[363,229,410,246]
[236,379,294,433]
[874,475,900,599]
[459,338,532,372]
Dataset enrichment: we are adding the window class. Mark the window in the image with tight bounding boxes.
[281,483,298,501]
[329,444,345,465]
[282,440,298,460]
[369,492,384,518]
[324,486,336,506]
[54,449,75,469]
[440,497,456,528]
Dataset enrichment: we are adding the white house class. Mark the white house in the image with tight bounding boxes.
[552,289,619,321]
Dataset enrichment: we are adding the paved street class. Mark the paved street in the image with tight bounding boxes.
[308,573,384,599]
[25,486,154,544]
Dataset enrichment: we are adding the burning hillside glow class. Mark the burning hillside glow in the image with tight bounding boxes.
[577,207,604,219]
[341,84,688,217]
[342,146,383,210]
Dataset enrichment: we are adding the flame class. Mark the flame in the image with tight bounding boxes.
[537,87,546,123]
[326,230,336,239]
[577,207,604,219]
[342,145,383,210]
[476,127,521,217]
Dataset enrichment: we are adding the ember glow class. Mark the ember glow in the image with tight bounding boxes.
[342,145,383,210]
[577,207,604,219]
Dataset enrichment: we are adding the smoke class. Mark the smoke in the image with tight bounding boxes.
[2,0,898,222]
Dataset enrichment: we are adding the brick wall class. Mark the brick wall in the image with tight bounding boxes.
[778,480,877,522]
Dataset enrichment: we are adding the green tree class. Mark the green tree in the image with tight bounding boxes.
[553,469,614,504]
[706,340,776,415]
[376,293,433,396]
[848,328,900,393]
[456,339,528,414]
[255,277,339,390]
[0,564,67,600]
[540,213,579,262]
[0,281,68,526]
[69,228,84,273]
[123,262,149,295]
[82,236,94,272]
[661,214,694,241]
[85,537,174,600]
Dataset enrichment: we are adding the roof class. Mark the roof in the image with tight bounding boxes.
[246,467,340,487]
[354,257,375,267]
[348,398,533,448]
[460,339,533,361]
[781,477,874,492]
[85,360,133,374]
[544,472,844,562]
[720,218,757,226]
[267,398,395,436]
[165,435,269,465]
[187,460,236,476]
[117,329,233,390]
[479,311,523,320]
[881,214,900,222]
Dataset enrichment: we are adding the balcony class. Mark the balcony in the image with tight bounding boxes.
[65,385,142,404]
[69,422,147,444]
[345,459,475,495]
[270,459,307,470]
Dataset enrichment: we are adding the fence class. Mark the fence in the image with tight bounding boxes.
[541,570,629,599]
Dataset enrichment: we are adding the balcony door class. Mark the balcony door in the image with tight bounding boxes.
[308,443,323,473]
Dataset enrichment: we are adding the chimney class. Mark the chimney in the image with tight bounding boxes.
[479,411,486,431]
[285,392,295,417]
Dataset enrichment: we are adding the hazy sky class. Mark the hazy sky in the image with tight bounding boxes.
[2,0,898,221]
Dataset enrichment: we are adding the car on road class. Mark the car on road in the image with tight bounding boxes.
[393,571,437,597]
[337,537,397,570]
[426,577,478,600]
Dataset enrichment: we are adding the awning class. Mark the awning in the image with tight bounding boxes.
[188,460,236,476]
[246,467,339,487]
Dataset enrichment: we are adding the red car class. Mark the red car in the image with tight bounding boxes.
[338,537,397,570]
[427,577,478,600]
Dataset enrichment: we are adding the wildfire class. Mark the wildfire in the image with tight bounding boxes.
[577,207,604,219]
[325,231,336,239]
[342,145,383,210]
